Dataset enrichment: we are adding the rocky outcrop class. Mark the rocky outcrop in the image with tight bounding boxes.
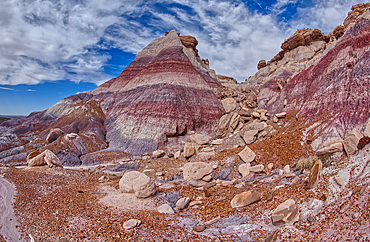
[89,30,223,155]
[257,60,267,70]
[262,9,370,149]
[244,5,370,98]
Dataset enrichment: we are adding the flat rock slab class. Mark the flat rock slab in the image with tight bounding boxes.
[190,134,210,145]
[157,204,175,214]
[243,130,258,145]
[238,163,251,177]
[221,98,237,113]
[230,190,261,208]
[152,150,165,158]
[238,146,256,163]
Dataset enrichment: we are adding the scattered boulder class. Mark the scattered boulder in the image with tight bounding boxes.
[28,150,63,168]
[193,224,206,232]
[334,176,344,186]
[230,190,261,208]
[271,199,300,225]
[184,142,195,158]
[283,165,290,174]
[307,159,323,189]
[249,164,264,173]
[190,134,210,145]
[183,162,213,187]
[242,130,258,145]
[238,163,251,177]
[275,112,286,118]
[123,219,141,230]
[238,146,256,163]
[221,98,237,113]
[46,128,64,143]
[174,150,181,159]
[119,171,156,198]
[316,138,343,156]
[152,150,165,158]
[158,204,175,214]
[343,128,363,155]
[176,197,190,210]
[257,60,267,70]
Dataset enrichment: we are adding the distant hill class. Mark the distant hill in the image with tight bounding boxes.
[0,115,26,124]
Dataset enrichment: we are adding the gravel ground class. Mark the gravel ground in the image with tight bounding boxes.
[1,129,370,241]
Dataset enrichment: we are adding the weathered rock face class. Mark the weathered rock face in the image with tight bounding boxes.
[264,11,370,148]
[0,30,223,159]
[89,30,223,155]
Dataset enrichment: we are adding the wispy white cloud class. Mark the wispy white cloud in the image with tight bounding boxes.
[292,0,363,33]
[0,87,14,90]
[27,89,36,91]
[0,0,365,85]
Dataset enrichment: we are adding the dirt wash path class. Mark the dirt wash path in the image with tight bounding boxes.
[0,177,23,242]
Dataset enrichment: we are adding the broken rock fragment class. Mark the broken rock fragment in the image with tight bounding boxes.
[152,150,165,158]
[157,204,175,214]
[123,219,141,230]
[184,142,195,158]
[271,199,300,225]
[343,128,363,155]
[307,159,323,189]
[183,162,213,187]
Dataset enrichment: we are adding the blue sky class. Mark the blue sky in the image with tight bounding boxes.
[0,0,365,115]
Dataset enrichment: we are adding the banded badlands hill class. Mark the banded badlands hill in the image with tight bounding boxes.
[1,3,370,242]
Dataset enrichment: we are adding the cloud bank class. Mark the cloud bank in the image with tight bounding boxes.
[0,0,365,84]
